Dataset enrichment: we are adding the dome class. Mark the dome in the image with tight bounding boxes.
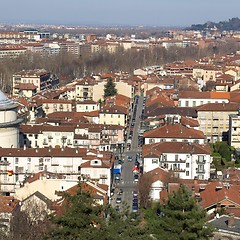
[0,90,16,109]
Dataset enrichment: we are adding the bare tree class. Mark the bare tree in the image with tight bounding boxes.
[137,173,152,209]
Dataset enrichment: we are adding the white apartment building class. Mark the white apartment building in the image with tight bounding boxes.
[142,142,212,180]
[0,147,114,195]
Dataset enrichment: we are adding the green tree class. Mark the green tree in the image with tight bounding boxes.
[145,185,213,240]
[46,182,151,240]
[104,77,117,99]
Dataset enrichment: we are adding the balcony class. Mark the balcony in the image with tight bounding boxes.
[0,160,10,166]
[196,159,206,164]
[100,174,108,179]
[170,168,185,172]
[196,169,205,174]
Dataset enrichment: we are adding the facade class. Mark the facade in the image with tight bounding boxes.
[12,69,59,96]
[42,99,73,115]
[75,100,100,112]
[75,78,95,101]
[229,110,240,148]
[20,123,124,151]
[0,45,26,59]
[178,91,230,107]
[93,81,133,102]
[99,105,128,127]
[197,103,239,143]
[0,147,114,194]
[143,123,206,145]
[0,90,22,148]
[142,142,212,180]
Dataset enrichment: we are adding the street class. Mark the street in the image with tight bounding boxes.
[111,95,144,213]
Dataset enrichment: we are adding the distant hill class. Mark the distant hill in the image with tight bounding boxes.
[186,17,240,31]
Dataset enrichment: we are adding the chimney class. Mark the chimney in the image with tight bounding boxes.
[228,213,235,228]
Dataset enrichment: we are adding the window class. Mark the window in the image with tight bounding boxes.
[186,163,189,168]
[198,155,204,163]
[15,158,19,164]
[186,171,189,176]
[175,155,178,161]
[193,101,196,106]
[152,159,158,164]
[28,158,31,163]
[186,101,189,107]
[118,115,120,118]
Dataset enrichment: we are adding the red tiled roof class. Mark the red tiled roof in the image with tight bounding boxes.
[200,181,240,209]
[142,142,211,157]
[143,123,205,139]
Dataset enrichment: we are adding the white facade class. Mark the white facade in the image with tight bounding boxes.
[145,137,205,145]
[143,152,211,180]
[0,148,113,194]
[178,97,229,107]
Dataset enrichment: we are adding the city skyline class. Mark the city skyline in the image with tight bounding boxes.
[1,0,240,27]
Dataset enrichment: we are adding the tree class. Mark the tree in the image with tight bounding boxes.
[104,77,117,99]
[46,182,151,240]
[145,185,213,240]
[138,173,152,209]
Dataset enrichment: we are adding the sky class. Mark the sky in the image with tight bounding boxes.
[1,0,240,27]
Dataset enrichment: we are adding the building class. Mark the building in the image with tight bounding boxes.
[178,91,230,107]
[0,45,26,59]
[143,123,206,145]
[229,109,240,148]
[12,69,59,96]
[0,90,22,148]
[0,147,114,195]
[142,141,212,180]
[197,103,239,143]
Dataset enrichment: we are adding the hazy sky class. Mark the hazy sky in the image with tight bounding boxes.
[1,0,240,27]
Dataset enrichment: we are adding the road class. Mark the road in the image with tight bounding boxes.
[112,95,144,212]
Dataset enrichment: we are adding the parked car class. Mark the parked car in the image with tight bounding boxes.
[116,196,122,204]
[119,188,123,195]
[133,190,138,197]
[132,204,138,213]
[115,205,120,212]
[133,174,139,182]
[128,156,133,162]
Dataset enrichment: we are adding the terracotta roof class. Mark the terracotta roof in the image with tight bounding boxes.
[142,142,211,157]
[180,116,199,127]
[15,83,37,90]
[196,102,239,112]
[178,91,231,100]
[145,106,197,118]
[200,181,240,209]
[0,196,19,213]
[100,105,128,115]
[80,159,112,168]
[143,123,205,139]
[144,167,171,184]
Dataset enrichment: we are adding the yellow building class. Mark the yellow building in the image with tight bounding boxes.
[197,103,239,143]
[99,105,128,127]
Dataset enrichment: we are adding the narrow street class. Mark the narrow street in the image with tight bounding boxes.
[111,95,144,212]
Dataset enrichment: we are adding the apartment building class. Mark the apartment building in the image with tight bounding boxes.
[143,123,205,145]
[99,105,128,127]
[42,99,73,114]
[12,69,59,96]
[178,91,230,107]
[0,147,114,195]
[197,103,239,143]
[0,45,26,59]
[142,141,212,180]
[229,110,240,148]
